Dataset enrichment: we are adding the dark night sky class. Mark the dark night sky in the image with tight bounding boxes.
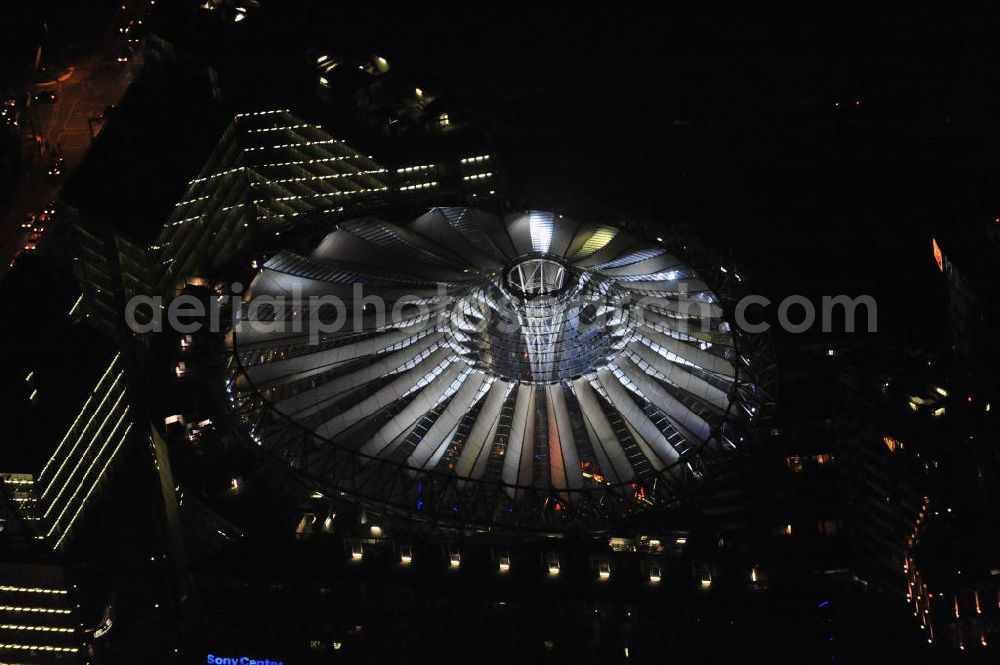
[309,6,1000,349]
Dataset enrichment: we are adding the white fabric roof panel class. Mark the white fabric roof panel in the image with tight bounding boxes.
[228,207,761,527]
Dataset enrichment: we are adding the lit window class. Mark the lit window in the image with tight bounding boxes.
[295,514,316,535]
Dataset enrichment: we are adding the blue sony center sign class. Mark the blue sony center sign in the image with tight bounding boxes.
[207,656,284,665]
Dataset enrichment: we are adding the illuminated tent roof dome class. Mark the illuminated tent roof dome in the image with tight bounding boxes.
[228,207,762,528]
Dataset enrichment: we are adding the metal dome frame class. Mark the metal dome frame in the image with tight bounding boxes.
[222,206,775,531]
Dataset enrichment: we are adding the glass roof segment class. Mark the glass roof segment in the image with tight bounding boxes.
[528,211,555,254]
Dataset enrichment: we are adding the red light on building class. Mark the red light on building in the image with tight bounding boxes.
[932,238,944,272]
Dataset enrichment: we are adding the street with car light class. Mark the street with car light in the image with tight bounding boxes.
[0,2,149,280]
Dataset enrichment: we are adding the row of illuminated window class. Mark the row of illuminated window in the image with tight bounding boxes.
[775,519,840,536]
[51,421,133,550]
[396,164,436,174]
[253,185,390,203]
[0,623,74,632]
[0,606,70,615]
[399,181,438,191]
[233,109,290,119]
[17,356,132,550]
[187,157,358,193]
[250,124,319,133]
[185,148,378,189]
[45,407,131,545]
[0,587,67,596]
[40,383,127,517]
[0,643,78,653]
[785,453,835,473]
[346,540,676,585]
[250,169,389,188]
[37,355,121,485]
[244,138,339,152]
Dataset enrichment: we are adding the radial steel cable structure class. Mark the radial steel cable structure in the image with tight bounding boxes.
[227,207,766,529]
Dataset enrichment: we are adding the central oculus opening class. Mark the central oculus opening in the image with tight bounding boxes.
[445,254,635,383]
[504,256,568,298]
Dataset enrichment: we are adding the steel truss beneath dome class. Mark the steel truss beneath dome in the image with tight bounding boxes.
[224,207,773,529]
